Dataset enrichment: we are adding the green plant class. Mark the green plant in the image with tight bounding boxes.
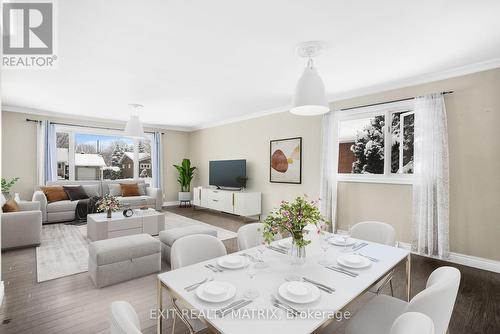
[263,195,329,248]
[173,159,196,192]
[1,177,20,193]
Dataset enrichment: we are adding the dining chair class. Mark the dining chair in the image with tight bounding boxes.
[170,234,227,334]
[237,223,264,250]
[350,221,396,295]
[345,266,460,334]
[390,312,435,334]
[109,301,142,334]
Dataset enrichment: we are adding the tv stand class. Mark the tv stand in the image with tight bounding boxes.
[192,187,261,219]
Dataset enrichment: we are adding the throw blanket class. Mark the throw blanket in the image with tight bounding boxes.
[74,196,101,224]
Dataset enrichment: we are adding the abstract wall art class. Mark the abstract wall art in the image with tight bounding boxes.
[269,137,302,184]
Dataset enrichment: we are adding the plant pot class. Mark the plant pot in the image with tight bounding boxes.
[178,191,192,201]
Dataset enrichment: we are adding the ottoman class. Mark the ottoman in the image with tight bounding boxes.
[88,233,161,288]
[159,225,217,265]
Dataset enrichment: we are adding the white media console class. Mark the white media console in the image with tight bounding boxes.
[192,186,262,219]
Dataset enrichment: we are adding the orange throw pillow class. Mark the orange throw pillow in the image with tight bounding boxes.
[41,186,69,203]
[2,199,20,212]
[120,183,140,197]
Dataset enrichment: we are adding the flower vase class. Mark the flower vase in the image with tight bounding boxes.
[106,208,112,219]
[290,241,306,266]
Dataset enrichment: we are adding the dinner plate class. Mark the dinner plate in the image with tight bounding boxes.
[277,239,293,249]
[217,255,247,269]
[196,281,236,303]
[328,236,356,246]
[337,254,371,269]
[278,281,321,304]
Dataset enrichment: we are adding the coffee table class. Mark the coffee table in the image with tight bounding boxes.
[87,209,164,241]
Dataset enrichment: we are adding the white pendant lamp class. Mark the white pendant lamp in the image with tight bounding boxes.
[124,103,145,138]
[290,41,329,116]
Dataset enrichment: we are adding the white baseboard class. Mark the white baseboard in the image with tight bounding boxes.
[397,242,500,274]
[163,201,179,207]
[0,281,4,305]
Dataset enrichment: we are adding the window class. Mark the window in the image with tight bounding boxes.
[54,126,153,184]
[337,101,414,183]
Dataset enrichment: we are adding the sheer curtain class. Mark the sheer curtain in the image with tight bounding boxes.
[412,93,449,258]
[319,111,339,231]
[151,132,163,189]
[36,120,57,185]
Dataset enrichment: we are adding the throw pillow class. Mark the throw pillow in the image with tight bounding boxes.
[108,183,121,196]
[120,183,140,197]
[63,186,89,201]
[82,184,99,197]
[2,199,20,212]
[137,183,147,196]
[41,186,69,203]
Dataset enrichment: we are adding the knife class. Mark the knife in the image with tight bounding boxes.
[326,266,358,277]
[352,242,368,251]
[220,300,253,317]
[216,299,246,315]
[302,277,335,292]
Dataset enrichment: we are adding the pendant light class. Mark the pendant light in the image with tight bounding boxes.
[290,41,329,116]
[124,103,145,138]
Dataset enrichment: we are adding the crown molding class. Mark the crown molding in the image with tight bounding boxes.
[1,105,194,132]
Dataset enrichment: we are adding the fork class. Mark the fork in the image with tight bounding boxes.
[356,252,379,262]
[184,277,208,291]
[204,264,223,273]
[271,295,300,316]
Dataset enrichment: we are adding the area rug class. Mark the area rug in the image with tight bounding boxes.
[35,212,237,282]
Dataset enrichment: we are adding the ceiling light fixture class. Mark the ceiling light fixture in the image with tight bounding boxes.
[124,103,145,138]
[290,41,329,116]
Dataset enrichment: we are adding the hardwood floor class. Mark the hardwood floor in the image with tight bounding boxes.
[1,206,499,333]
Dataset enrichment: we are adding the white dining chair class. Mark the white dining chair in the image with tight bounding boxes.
[345,266,460,334]
[237,223,264,250]
[390,312,435,334]
[110,301,142,334]
[170,234,227,334]
[350,221,396,295]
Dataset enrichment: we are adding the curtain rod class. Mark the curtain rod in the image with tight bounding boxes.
[25,118,165,134]
[339,91,453,111]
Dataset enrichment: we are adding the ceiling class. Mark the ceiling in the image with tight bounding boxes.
[3,0,500,130]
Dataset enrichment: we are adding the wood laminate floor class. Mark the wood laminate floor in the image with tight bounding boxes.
[1,206,499,333]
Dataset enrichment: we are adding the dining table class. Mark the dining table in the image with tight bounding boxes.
[156,229,410,334]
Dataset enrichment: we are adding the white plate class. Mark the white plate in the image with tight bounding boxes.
[277,239,293,249]
[203,281,228,297]
[217,256,247,269]
[337,254,371,269]
[329,236,356,246]
[278,281,321,304]
[196,281,236,303]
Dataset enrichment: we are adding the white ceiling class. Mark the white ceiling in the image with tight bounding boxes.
[3,0,500,130]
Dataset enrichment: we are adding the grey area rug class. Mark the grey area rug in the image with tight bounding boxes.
[36,212,237,282]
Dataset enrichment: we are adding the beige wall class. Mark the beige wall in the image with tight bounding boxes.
[0,111,189,203]
[189,68,500,261]
[189,112,322,216]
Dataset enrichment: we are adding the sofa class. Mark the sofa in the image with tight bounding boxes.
[32,179,163,224]
[1,200,42,250]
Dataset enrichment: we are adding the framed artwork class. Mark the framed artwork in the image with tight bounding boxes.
[270,137,302,184]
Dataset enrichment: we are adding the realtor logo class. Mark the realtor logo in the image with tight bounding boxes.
[2,1,57,68]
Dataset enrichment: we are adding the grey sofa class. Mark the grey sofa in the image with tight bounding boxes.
[1,201,42,250]
[32,179,163,224]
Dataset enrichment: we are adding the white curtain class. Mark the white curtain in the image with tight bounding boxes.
[412,93,449,258]
[319,111,339,231]
[151,132,163,189]
[36,120,57,185]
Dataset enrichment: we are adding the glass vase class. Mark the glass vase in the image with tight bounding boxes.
[290,241,306,266]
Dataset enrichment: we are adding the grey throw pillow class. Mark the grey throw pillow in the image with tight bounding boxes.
[108,183,122,196]
[82,184,99,197]
[137,183,146,196]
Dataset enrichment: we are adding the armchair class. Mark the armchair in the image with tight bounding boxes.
[1,201,42,250]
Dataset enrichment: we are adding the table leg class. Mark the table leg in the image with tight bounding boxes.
[406,254,411,302]
[157,279,163,334]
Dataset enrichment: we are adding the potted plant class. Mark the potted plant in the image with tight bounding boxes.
[263,196,329,265]
[96,194,120,218]
[173,158,196,202]
[1,177,20,200]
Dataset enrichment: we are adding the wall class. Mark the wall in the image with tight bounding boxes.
[189,67,500,262]
[0,111,189,203]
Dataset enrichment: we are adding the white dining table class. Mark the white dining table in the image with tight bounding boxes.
[157,231,410,334]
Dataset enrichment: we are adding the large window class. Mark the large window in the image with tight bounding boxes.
[55,126,153,184]
[337,101,414,182]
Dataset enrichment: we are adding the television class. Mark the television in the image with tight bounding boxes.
[209,159,246,189]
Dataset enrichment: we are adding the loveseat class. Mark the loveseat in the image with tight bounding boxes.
[32,179,163,224]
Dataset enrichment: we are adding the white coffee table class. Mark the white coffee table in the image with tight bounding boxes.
[87,209,164,241]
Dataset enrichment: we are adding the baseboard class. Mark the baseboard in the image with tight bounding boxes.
[163,201,179,207]
[0,281,4,306]
[397,242,500,274]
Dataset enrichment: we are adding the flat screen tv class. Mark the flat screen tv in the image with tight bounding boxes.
[209,159,246,189]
